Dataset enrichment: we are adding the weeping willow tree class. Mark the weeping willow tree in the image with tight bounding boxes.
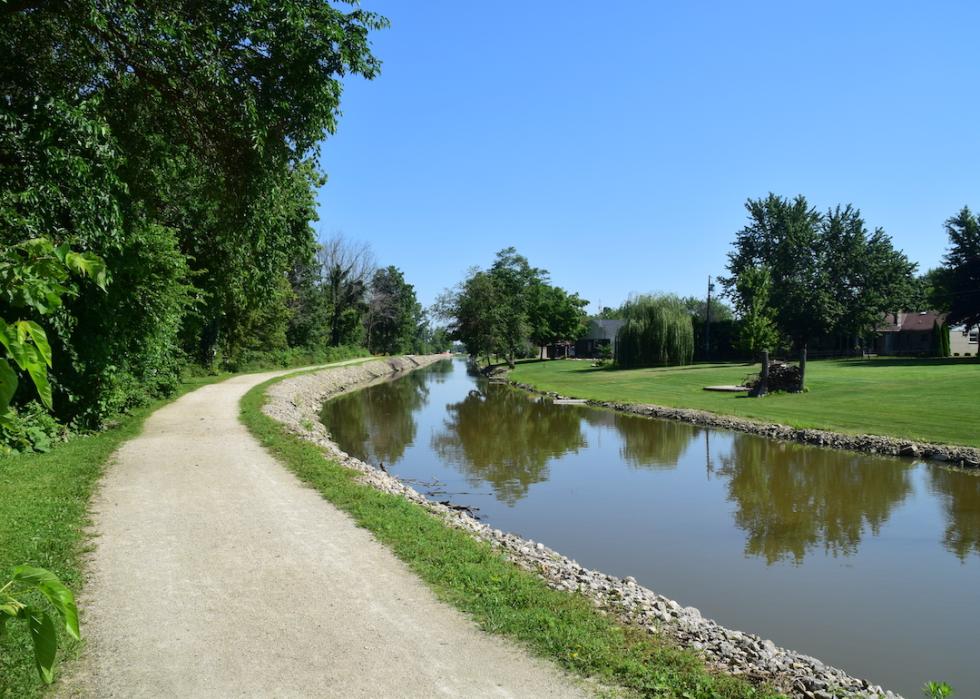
[615,294,694,368]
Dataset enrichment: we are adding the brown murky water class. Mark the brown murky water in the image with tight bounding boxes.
[321,359,980,697]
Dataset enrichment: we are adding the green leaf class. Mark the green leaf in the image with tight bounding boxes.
[24,606,58,684]
[44,580,80,640]
[65,251,109,290]
[12,566,80,641]
[0,358,17,412]
[53,242,70,264]
[25,361,52,409]
[23,321,52,368]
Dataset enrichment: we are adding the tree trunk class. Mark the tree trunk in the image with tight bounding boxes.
[757,350,769,397]
[798,343,807,392]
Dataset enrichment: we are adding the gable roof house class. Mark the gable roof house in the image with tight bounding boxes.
[574,319,625,358]
[874,311,945,355]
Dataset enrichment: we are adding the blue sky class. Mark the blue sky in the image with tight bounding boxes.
[316,1,980,312]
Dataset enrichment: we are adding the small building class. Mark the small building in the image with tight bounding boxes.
[875,311,944,355]
[950,324,979,357]
[574,319,625,359]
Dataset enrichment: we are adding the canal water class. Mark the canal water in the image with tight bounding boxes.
[320,359,980,697]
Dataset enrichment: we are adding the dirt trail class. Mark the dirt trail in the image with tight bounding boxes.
[59,361,588,698]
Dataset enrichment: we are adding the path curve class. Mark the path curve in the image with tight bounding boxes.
[59,362,588,698]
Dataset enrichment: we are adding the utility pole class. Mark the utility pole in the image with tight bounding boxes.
[704,275,713,361]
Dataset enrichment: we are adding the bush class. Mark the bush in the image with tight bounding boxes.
[220,345,369,373]
[0,402,67,454]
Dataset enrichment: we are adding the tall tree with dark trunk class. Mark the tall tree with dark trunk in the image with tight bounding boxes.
[317,236,375,348]
[366,266,422,355]
[943,207,980,336]
[489,248,544,367]
[527,283,589,358]
[722,194,835,390]
[723,195,917,389]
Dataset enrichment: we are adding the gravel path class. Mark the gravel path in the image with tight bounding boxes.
[59,361,588,698]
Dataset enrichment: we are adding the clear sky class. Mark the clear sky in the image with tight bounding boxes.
[316,1,980,313]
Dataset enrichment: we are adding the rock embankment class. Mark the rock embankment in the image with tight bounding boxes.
[509,381,980,470]
[263,357,900,699]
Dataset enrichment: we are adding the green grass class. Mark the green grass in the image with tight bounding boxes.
[240,374,781,699]
[510,357,980,448]
[0,373,236,697]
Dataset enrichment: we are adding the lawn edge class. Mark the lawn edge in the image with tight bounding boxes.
[506,373,980,471]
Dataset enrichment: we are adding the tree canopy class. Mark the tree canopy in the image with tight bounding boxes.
[1,1,387,440]
[942,207,980,331]
[437,248,588,366]
[722,194,916,351]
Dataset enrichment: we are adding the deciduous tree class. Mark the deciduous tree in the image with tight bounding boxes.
[943,207,980,333]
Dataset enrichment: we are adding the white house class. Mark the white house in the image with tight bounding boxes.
[950,324,979,357]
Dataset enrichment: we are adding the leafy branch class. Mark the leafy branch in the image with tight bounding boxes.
[0,238,108,435]
[0,566,81,684]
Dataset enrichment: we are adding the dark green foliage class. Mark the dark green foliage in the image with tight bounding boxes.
[722,195,916,348]
[0,239,108,449]
[527,283,589,356]
[732,266,781,359]
[910,267,954,313]
[942,207,980,331]
[438,270,502,365]
[683,296,734,323]
[0,402,65,455]
[437,249,588,366]
[0,2,386,433]
[930,320,951,358]
[489,248,544,365]
[366,266,423,355]
[316,237,375,348]
[615,295,694,368]
[692,319,744,362]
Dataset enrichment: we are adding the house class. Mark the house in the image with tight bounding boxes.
[574,319,625,359]
[872,310,980,356]
[950,324,979,357]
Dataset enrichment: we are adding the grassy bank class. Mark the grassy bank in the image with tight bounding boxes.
[240,373,779,698]
[0,373,237,697]
[510,357,980,448]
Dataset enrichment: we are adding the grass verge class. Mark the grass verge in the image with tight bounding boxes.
[240,373,781,699]
[0,373,237,697]
[510,357,980,448]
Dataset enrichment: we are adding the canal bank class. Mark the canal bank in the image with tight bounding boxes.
[506,381,980,471]
[260,356,902,699]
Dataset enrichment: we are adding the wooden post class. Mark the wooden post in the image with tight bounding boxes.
[704,275,712,361]
[798,344,807,392]
[757,350,769,397]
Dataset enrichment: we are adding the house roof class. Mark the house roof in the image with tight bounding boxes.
[878,311,946,333]
[583,319,625,340]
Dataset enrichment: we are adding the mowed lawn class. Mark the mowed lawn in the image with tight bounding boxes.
[510,357,980,448]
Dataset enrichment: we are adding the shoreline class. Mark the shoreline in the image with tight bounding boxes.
[261,356,898,699]
[506,377,980,472]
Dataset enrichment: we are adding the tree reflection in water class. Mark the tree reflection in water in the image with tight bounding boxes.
[929,468,980,560]
[713,435,914,564]
[319,370,431,465]
[581,410,700,470]
[432,385,586,505]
